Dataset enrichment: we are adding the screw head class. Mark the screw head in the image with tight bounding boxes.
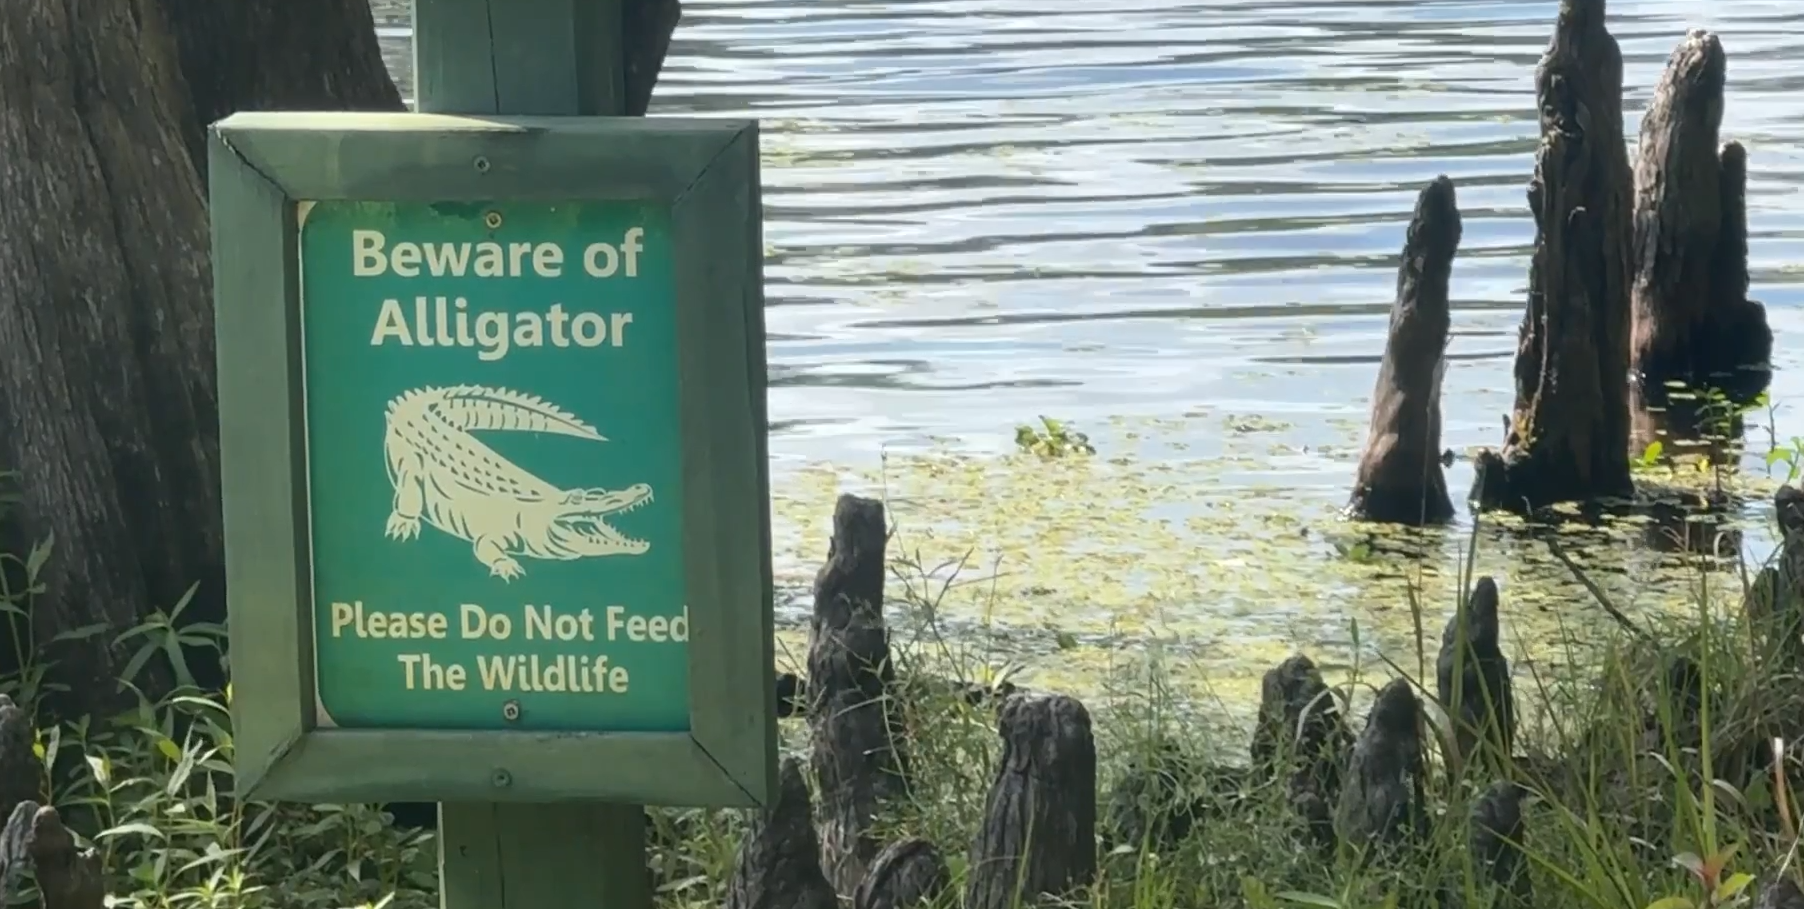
[491,768,512,788]
[484,210,503,230]
[502,699,522,722]
[473,155,491,173]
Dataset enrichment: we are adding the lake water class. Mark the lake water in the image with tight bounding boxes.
[368,0,1804,728]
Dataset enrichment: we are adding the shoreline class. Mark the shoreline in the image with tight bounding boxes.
[726,485,1804,909]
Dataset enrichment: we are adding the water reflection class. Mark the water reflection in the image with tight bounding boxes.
[364,0,1804,703]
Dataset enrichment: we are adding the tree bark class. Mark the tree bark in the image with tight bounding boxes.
[157,0,405,176]
[1757,879,1804,909]
[853,839,950,909]
[1469,781,1531,905]
[965,693,1097,909]
[808,494,909,895]
[0,0,407,714]
[723,756,840,909]
[1347,176,1460,526]
[1333,678,1426,856]
[1250,653,1351,853]
[1744,485,1804,667]
[1,802,104,909]
[1434,577,1515,776]
[1629,29,1772,459]
[0,0,225,709]
[624,0,684,116]
[1471,0,1636,516]
[0,697,35,827]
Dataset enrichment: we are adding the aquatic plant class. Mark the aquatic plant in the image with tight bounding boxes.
[1013,416,1096,459]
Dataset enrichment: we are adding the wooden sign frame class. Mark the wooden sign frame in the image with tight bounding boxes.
[209,112,776,808]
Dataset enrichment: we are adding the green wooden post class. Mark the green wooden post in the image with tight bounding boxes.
[414,0,625,116]
[415,1,632,907]
[440,802,647,908]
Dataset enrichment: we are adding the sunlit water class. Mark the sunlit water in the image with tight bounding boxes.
[367,0,1804,727]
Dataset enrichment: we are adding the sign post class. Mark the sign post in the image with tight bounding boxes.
[207,3,774,908]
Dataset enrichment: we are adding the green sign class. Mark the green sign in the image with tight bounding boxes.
[211,112,776,809]
[300,200,689,733]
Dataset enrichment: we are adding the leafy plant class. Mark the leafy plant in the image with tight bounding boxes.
[1651,845,1756,909]
[1013,416,1095,458]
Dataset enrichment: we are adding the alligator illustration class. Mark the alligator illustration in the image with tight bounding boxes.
[381,384,654,581]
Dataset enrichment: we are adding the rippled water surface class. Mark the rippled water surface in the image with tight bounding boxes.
[369,1,1804,719]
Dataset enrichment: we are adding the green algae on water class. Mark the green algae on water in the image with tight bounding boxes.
[770,415,1772,734]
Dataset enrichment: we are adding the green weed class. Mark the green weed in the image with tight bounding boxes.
[1014,416,1097,459]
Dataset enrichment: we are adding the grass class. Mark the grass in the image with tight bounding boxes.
[849,509,1804,909]
[4,421,1804,909]
[9,512,1803,909]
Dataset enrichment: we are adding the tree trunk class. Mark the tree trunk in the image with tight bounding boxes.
[1628,29,1772,461]
[0,0,401,714]
[157,0,405,176]
[1347,176,1461,526]
[624,0,683,116]
[1470,0,1636,517]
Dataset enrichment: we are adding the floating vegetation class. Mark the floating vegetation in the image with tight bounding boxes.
[770,415,1782,735]
[1013,415,1096,459]
[1224,413,1294,434]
